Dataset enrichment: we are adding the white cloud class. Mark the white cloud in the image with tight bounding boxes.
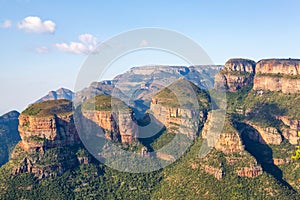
[0,19,12,28]
[35,46,49,54]
[18,16,56,33]
[55,34,98,54]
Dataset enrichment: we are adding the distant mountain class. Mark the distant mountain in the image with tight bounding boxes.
[74,65,222,118]
[0,110,20,166]
[35,88,74,103]
[74,80,118,103]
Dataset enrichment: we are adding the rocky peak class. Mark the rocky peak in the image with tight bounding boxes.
[35,88,74,103]
[9,100,81,179]
[224,58,256,73]
[215,58,256,92]
[17,100,79,152]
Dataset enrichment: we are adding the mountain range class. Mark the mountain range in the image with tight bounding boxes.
[0,59,299,199]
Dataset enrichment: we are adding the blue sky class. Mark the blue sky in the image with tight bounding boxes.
[0,0,300,114]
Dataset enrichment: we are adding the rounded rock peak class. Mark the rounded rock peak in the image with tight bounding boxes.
[224,58,256,73]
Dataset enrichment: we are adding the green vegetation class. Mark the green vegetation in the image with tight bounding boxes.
[1,136,297,199]
[155,79,210,110]
[227,86,300,128]
[22,99,72,116]
[220,70,253,76]
[244,90,300,119]
[0,159,162,199]
[1,75,300,199]
[150,131,176,151]
[82,94,131,112]
[256,72,300,79]
[291,132,300,160]
[151,137,297,200]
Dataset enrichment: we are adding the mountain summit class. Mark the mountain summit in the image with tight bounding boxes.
[35,88,74,103]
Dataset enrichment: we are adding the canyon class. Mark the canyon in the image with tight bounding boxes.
[0,58,299,199]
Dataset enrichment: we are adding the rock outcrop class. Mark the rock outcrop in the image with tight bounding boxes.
[17,113,79,152]
[80,95,138,143]
[150,101,205,135]
[82,110,138,143]
[9,100,82,179]
[202,114,244,154]
[214,132,244,154]
[201,114,263,178]
[223,58,256,73]
[253,75,300,93]
[273,158,292,166]
[214,58,256,91]
[253,59,300,93]
[149,79,209,138]
[247,123,282,145]
[200,165,224,180]
[255,59,300,75]
[276,116,300,145]
[215,58,300,93]
[236,165,263,178]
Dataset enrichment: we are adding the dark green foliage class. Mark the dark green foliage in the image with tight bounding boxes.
[151,137,297,200]
[0,160,162,200]
[22,99,72,116]
[82,95,130,111]
[155,79,211,110]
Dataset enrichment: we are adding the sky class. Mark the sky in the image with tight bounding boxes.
[0,0,300,115]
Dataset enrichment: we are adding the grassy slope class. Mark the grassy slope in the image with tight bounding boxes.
[22,99,72,117]
[82,95,131,112]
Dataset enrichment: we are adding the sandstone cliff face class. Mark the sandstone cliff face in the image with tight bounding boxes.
[214,132,244,154]
[150,98,205,138]
[9,100,83,179]
[248,123,282,145]
[149,79,209,138]
[201,113,263,178]
[214,58,255,92]
[236,165,263,178]
[256,59,300,75]
[276,116,300,145]
[18,113,79,152]
[253,75,300,93]
[253,59,300,93]
[202,112,244,154]
[82,110,138,143]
